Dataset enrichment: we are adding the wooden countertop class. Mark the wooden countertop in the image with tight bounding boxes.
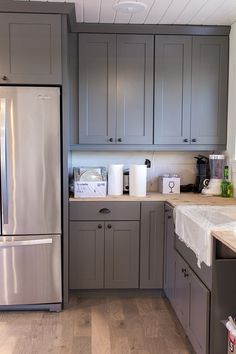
[70,192,236,207]
[70,192,236,254]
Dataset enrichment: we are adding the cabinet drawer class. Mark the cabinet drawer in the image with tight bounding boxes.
[69,201,140,221]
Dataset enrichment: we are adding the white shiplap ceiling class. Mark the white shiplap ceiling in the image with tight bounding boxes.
[20,0,236,25]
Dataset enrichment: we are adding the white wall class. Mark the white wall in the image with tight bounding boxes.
[71,151,199,192]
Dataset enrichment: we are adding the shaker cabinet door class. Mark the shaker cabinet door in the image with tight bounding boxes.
[0,13,61,84]
[187,269,209,354]
[69,221,105,289]
[191,36,228,145]
[154,36,191,145]
[116,35,154,144]
[140,202,164,288]
[163,207,176,307]
[79,34,117,144]
[174,251,189,331]
[105,221,139,288]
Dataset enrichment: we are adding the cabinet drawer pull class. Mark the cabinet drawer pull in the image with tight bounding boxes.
[108,138,113,142]
[183,138,188,143]
[117,138,122,142]
[107,224,112,229]
[181,268,186,273]
[99,208,111,214]
[167,215,172,219]
[98,224,103,229]
[184,272,189,278]
[2,76,8,81]
[191,138,197,143]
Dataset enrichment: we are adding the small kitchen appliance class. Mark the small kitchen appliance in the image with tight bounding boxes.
[123,169,129,193]
[202,154,225,195]
[194,155,210,193]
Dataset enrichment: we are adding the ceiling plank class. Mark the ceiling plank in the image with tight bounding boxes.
[159,0,191,24]
[189,0,226,24]
[174,0,208,24]
[145,0,173,24]
[99,0,116,23]
[129,0,155,24]
[83,0,101,23]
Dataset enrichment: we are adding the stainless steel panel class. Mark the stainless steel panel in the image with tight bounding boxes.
[0,87,61,235]
[0,234,62,305]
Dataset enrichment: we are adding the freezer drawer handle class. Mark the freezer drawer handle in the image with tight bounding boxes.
[0,98,8,224]
[0,238,53,248]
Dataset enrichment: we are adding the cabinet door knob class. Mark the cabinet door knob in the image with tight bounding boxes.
[167,215,172,219]
[184,272,189,278]
[191,138,197,143]
[98,224,103,229]
[181,268,186,273]
[107,224,112,229]
[117,138,122,142]
[2,75,8,81]
[108,138,113,142]
[99,208,111,214]
[183,138,188,143]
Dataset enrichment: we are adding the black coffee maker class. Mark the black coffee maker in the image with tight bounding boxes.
[194,155,210,193]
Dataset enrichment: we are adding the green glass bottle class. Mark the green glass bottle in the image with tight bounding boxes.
[221,166,233,197]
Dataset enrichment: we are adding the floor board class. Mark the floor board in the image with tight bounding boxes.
[0,295,194,354]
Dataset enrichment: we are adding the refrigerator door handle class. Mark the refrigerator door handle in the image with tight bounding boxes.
[0,238,53,248]
[0,98,8,225]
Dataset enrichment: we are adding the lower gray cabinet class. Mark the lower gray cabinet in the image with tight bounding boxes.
[174,251,209,354]
[163,205,176,306]
[69,218,140,290]
[187,268,209,354]
[69,221,104,289]
[105,221,139,288]
[140,202,164,288]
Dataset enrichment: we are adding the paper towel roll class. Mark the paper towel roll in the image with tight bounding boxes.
[129,164,147,197]
[108,164,124,196]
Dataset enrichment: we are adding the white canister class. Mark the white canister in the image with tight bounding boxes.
[129,164,147,197]
[108,164,124,196]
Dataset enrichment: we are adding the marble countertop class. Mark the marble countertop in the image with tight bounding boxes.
[69,192,236,254]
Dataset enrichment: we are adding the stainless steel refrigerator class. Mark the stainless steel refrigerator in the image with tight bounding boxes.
[0,86,62,310]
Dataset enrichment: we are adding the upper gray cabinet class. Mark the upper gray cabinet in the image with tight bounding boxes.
[0,13,62,85]
[154,36,191,145]
[78,33,154,145]
[191,36,228,145]
[154,35,228,147]
[79,34,116,144]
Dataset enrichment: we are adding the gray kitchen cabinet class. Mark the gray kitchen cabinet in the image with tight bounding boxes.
[105,221,139,288]
[191,36,228,145]
[187,267,209,354]
[140,202,164,288]
[78,33,153,145]
[154,36,191,145]
[163,205,176,307]
[69,201,140,290]
[78,34,116,144]
[69,221,104,289]
[116,35,153,144]
[174,250,209,354]
[154,35,228,148]
[0,13,62,84]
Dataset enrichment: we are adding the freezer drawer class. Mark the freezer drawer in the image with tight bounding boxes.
[0,234,62,305]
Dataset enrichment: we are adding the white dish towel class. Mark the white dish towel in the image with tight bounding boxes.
[174,205,236,268]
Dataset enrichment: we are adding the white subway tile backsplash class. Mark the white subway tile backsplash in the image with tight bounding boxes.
[71,151,200,192]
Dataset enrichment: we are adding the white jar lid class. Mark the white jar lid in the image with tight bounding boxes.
[209,154,225,159]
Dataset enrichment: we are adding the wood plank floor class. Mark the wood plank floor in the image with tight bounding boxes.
[0,295,194,354]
